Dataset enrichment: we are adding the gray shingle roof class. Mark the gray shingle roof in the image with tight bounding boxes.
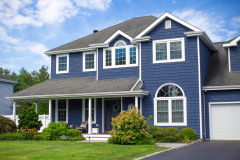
[48,16,157,52]
[9,77,144,98]
[0,74,16,84]
[204,42,240,86]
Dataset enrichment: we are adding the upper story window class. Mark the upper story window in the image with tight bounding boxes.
[83,51,96,72]
[56,54,69,74]
[103,40,138,69]
[154,83,187,126]
[153,38,185,63]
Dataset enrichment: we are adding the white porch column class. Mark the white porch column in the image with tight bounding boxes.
[135,96,139,110]
[35,103,38,113]
[88,98,92,134]
[49,99,52,122]
[140,97,142,115]
[13,101,16,123]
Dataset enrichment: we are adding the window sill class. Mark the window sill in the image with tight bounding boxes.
[103,64,138,69]
[153,59,185,64]
[154,122,187,126]
[83,69,96,72]
[56,71,69,74]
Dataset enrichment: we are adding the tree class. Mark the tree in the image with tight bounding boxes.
[18,105,43,130]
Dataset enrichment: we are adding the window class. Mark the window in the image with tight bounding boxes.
[56,54,69,74]
[55,99,68,123]
[153,38,185,63]
[82,99,96,123]
[165,20,171,29]
[83,52,96,72]
[103,41,138,68]
[154,83,187,126]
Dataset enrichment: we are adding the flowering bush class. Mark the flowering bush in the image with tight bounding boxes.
[19,128,39,140]
[108,109,153,145]
[42,122,69,140]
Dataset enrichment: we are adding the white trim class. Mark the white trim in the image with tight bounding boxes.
[55,99,69,123]
[136,12,201,39]
[83,51,96,72]
[135,96,139,110]
[197,36,203,139]
[154,83,187,126]
[208,102,240,140]
[49,99,52,122]
[0,78,17,84]
[103,44,138,69]
[139,43,142,80]
[56,54,69,74]
[89,43,109,48]
[102,98,104,133]
[165,20,171,29]
[202,85,240,91]
[6,90,149,100]
[49,55,52,79]
[82,98,96,124]
[96,49,98,80]
[152,37,185,63]
[13,101,16,122]
[228,47,231,72]
[114,40,126,47]
[131,36,151,44]
[131,79,140,91]
[45,47,97,56]
[223,36,240,47]
[104,30,133,44]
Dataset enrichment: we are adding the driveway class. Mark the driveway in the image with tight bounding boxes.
[144,141,240,160]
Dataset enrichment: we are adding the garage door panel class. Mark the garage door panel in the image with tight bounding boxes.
[210,103,240,140]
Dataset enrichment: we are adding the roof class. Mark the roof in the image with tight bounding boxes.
[48,16,157,52]
[203,42,240,87]
[223,35,240,47]
[0,74,17,84]
[7,77,147,100]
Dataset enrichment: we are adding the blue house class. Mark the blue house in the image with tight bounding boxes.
[0,74,16,115]
[7,12,240,140]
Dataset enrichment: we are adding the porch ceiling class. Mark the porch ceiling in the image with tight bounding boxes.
[6,77,148,101]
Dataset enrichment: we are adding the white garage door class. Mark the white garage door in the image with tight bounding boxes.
[210,103,240,140]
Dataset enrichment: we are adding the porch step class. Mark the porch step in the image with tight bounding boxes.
[82,134,111,141]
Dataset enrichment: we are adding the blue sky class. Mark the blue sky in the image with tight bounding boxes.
[0,0,239,73]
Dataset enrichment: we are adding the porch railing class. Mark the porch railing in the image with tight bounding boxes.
[2,114,50,132]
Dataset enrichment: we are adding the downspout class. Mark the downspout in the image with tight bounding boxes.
[203,91,206,139]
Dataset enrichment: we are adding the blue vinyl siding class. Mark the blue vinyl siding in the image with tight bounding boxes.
[141,18,201,138]
[230,44,240,72]
[122,97,135,110]
[204,90,240,138]
[68,99,82,126]
[0,82,14,115]
[200,39,212,136]
[51,53,96,79]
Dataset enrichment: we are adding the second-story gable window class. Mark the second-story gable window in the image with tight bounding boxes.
[56,54,69,74]
[83,52,96,72]
[153,37,185,63]
[103,40,138,68]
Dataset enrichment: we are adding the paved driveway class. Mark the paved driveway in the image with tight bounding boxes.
[144,141,240,160]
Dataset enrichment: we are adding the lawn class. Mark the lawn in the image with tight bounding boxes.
[0,141,168,160]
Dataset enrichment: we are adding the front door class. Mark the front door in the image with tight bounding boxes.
[105,99,121,132]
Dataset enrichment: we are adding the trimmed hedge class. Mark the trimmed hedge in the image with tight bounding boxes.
[0,116,17,134]
[180,128,197,141]
[0,133,22,141]
[42,122,69,140]
[69,129,82,137]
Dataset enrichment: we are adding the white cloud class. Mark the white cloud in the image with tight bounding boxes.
[74,0,111,11]
[230,16,240,28]
[172,9,238,42]
[172,0,177,4]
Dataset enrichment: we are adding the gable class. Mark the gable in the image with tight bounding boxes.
[109,35,131,47]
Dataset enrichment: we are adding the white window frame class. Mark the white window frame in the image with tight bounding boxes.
[56,54,69,74]
[153,37,185,63]
[154,83,187,126]
[83,51,96,72]
[55,99,69,123]
[82,98,97,124]
[103,40,138,69]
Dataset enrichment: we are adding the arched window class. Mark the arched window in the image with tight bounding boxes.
[114,41,126,47]
[154,83,187,126]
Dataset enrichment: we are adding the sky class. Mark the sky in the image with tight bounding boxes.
[0,0,240,73]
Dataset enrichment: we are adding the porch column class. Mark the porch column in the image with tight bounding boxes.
[13,101,16,123]
[135,96,139,110]
[88,98,92,134]
[35,103,38,113]
[140,97,142,115]
[49,99,52,122]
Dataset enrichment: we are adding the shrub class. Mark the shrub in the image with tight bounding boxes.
[18,106,42,130]
[180,128,197,141]
[149,125,165,142]
[67,136,85,141]
[108,109,153,145]
[163,127,181,142]
[19,128,39,140]
[69,129,82,137]
[42,122,69,140]
[0,116,17,133]
[34,134,46,140]
[0,133,22,140]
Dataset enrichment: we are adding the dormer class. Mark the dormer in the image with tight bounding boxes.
[223,36,240,72]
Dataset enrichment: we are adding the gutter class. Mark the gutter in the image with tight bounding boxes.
[203,85,240,91]
[0,78,17,84]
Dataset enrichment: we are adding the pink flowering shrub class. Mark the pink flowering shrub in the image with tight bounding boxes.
[108,109,154,145]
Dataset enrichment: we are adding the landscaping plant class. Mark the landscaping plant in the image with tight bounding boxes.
[42,122,69,140]
[19,128,39,140]
[0,116,17,133]
[108,109,154,145]
[18,106,42,130]
[180,128,197,141]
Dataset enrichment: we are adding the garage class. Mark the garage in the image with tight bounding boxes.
[209,103,240,140]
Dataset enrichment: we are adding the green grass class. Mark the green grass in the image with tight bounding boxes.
[0,141,168,160]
